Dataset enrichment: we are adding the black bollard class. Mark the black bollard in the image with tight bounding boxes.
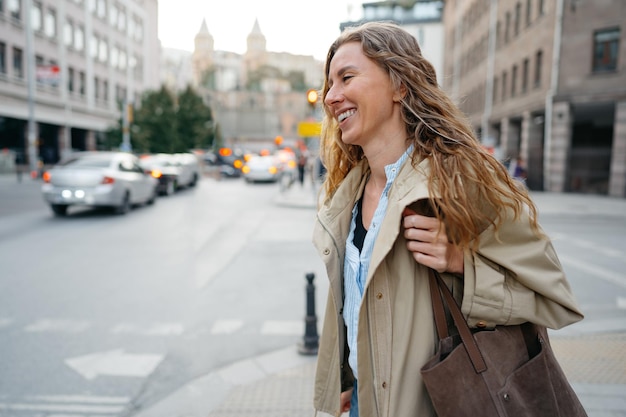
[298,272,319,355]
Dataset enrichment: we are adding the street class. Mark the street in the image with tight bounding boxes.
[0,175,327,416]
[0,174,625,417]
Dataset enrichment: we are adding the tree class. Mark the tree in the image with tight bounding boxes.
[177,86,214,150]
[133,86,179,153]
[104,84,216,153]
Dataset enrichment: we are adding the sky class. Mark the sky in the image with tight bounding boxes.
[157,0,363,61]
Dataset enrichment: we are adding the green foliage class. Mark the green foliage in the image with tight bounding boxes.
[177,86,214,149]
[105,84,216,153]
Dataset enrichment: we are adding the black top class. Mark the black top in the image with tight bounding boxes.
[353,197,367,252]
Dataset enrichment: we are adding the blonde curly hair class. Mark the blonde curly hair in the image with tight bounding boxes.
[319,21,539,248]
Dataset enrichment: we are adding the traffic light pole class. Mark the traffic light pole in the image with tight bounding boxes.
[25,0,39,176]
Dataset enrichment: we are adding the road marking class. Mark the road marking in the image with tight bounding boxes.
[260,320,303,335]
[65,349,164,380]
[552,233,624,260]
[211,319,244,334]
[560,255,626,289]
[111,322,184,336]
[0,318,12,329]
[25,319,90,333]
[617,297,626,310]
[0,393,127,414]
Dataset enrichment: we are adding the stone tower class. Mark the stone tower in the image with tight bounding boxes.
[192,19,214,87]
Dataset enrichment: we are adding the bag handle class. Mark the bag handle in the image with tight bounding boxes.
[428,269,487,373]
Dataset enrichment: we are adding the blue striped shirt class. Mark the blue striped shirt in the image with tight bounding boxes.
[343,146,412,379]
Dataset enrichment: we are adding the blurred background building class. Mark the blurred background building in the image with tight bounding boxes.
[442,0,625,197]
[185,18,324,152]
[0,0,160,168]
[2,0,624,197]
[340,0,445,81]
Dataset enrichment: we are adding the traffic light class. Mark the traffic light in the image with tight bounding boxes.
[306,89,318,109]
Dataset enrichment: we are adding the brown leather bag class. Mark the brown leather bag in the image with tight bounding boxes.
[421,270,588,417]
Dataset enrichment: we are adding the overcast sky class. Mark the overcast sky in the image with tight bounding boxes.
[158,0,364,61]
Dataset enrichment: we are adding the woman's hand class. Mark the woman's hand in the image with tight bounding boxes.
[402,208,464,275]
[340,388,353,413]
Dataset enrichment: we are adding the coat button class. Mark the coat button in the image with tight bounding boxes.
[376,292,383,300]
[476,320,487,328]
[323,248,330,255]
[382,381,387,389]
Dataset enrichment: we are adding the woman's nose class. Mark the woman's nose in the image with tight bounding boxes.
[324,87,342,106]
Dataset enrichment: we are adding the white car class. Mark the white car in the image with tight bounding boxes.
[172,153,201,188]
[242,155,281,183]
[41,151,158,216]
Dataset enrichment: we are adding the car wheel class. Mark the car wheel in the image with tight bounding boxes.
[51,204,68,216]
[115,192,131,215]
[190,173,198,187]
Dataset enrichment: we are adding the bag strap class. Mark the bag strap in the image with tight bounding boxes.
[428,269,488,373]
[428,269,449,340]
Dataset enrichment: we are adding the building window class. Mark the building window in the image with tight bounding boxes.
[94,76,99,99]
[32,2,42,32]
[79,71,85,95]
[493,76,498,103]
[74,25,84,51]
[514,2,521,36]
[538,0,544,16]
[90,34,98,59]
[68,66,74,92]
[534,50,543,87]
[505,12,510,43]
[502,71,507,101]
[593,27,620,72]
[96,0,106,19]
[496,21,501,48]
[64,19,73,47]
[99,38,107,62]
[13,47,23,78]
[103,80,108,101]
[0,43,6,75]
[511,65,518,97]
[522,58,529,93]
[44,8,56,38]
[526,0,532,26]
[8,0,20,21]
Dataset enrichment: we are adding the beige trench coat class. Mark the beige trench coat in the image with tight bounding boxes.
[312,158,584,417]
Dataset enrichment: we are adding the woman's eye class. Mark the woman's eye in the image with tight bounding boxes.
[343,75,353,82]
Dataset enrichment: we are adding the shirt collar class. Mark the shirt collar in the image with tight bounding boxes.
[383,144,414,187]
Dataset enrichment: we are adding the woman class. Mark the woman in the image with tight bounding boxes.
[312,22,583,417]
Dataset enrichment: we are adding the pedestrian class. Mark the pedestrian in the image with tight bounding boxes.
[312,22,584,417]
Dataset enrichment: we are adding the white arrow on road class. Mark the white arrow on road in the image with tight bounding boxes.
[65,349,164,380]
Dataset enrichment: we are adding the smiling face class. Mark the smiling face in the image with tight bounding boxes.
[324,42,406,151]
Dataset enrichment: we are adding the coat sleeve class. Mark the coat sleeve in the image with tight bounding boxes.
[460,207,584,330]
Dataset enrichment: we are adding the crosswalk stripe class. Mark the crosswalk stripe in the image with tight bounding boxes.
[260,320,303,335]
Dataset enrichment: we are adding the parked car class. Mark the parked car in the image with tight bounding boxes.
[172,153,201,187]
[242,155,281,183]
[139,154,181,196]
[41,151,158,216]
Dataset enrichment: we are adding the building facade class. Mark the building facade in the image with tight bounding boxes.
[0,0,160,170]
[183,19,324,151]
[443,0,626,196]
[340,0,446,83]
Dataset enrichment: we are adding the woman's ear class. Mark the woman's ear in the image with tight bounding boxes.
[393,85,407,102]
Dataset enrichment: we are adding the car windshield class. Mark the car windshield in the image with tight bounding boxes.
[60,155,113,168]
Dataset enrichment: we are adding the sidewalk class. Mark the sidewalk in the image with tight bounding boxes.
[132,184,626,417]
